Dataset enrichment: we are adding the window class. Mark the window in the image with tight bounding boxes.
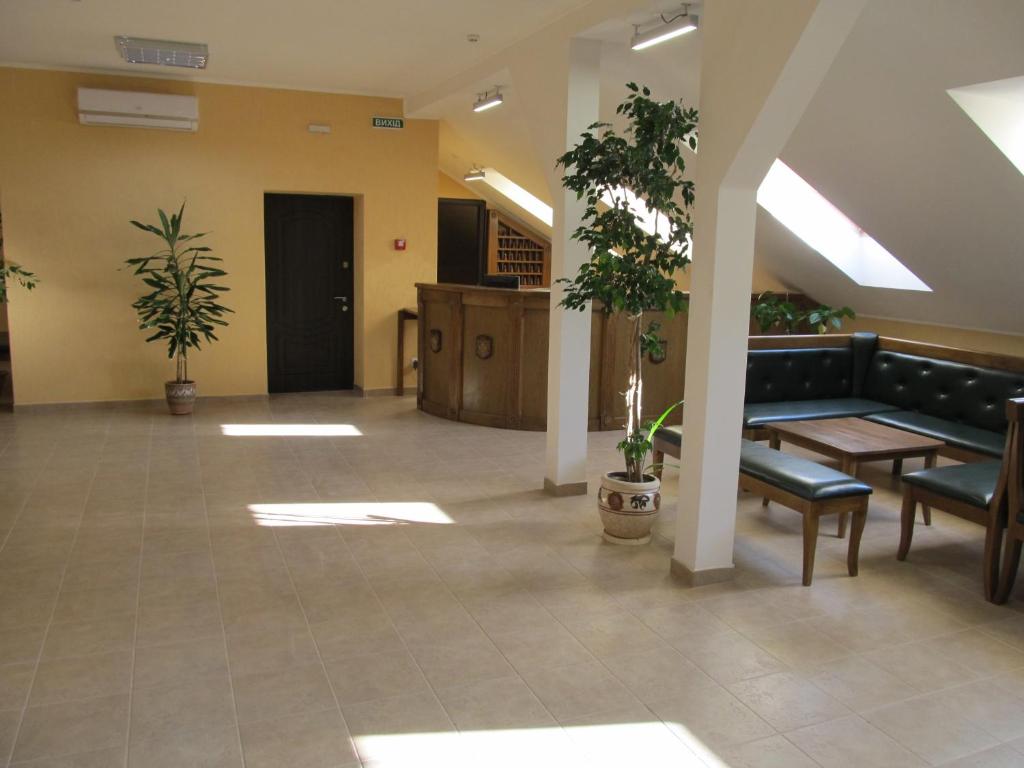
[948,75,1024,178]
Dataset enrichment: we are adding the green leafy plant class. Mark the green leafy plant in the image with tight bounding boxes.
[0,213,39,303]
[618,398,684,477]
[751,292,856,335]
[751,291,800,334]
[557,83,697,482]
[125,202,233,384]
[806,304,856,334]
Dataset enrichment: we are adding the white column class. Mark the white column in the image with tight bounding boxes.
[672,0,867,584]
[544,38,601,495]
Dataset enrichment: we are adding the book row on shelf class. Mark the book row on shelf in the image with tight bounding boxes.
[495,262,544,274]
[497,251,543,262]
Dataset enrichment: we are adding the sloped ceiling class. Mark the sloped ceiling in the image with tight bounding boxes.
[0,0,590,97]
[764,0,1024,335]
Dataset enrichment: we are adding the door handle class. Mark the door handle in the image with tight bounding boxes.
[333,296,348,302]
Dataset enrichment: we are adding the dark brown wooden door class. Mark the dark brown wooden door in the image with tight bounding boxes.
[264,194,354,393]
[437,198,486,285]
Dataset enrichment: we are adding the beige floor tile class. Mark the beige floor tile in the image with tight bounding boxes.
[978,614,1024,652]
[325,650,431,705]
[134,596,223,647]
[10,745,125,767]
[918,629,1024,677]
[742,621,855,670]
[715,734,819,768]
[559,706,704,768]
[436,675,555,731]
[561,611,671,660]
[807,655,920,712]
[129,676,236,743]
[51,586,137,625]
[133,635,229,690]
[489,624,596,673]
[126,722,242,768]
[0,707,21,763]
[600,647,717,704]
[13,694,129,763]
[787,714,927,767]
[936,744,1024,767]
[673,629,789,685]
[30,650,131,706]
[862,641,982,693]
[239,708,358,768]
[919,679,1024,742]
[42,616,136,661]
[309,612,405,661]
[407,638,514,691]
[0,662,36,710]
[648,684,775,750]
[863,696,999,765]
[226,625,320,676]
[728,671,851,732]
[342,691,455,763]
[231,662,336,724]
[518,660,642,721]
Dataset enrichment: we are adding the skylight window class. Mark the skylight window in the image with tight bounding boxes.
[756,160,931,291]
[599,186,692,254]
[478,169,553,226]
[948,75,1024,178]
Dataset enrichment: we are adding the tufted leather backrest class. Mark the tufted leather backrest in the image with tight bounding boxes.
[745,348,854,404]
[864,351,1024,434]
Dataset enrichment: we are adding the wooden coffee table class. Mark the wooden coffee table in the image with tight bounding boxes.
[763,417,944,537]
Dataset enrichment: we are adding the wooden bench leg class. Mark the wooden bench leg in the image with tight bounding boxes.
[652,449,664,480]
[921,452,935,526]
[802,511,820,586]
[982,515,1006,603]
[891,458,903,476]
[837,512,848,539]
[847,503,867,577]
[897,490,916,561]
[996,536,1023,604]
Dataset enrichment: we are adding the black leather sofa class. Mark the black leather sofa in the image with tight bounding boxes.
[655,332,1024,462]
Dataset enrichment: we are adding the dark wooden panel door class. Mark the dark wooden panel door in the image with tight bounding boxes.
[437,198,486,285]
[265,194,354,393]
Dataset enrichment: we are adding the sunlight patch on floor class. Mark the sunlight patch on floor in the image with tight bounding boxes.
[353,722,722,767]
[248,501,452,527]
[221,423,363,436]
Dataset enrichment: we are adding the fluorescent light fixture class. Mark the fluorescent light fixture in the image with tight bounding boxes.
[757,160,931,291]
[631,13,698,51]
[478,168,553,226]
[463,167,486,182]
[948,75,1024,178]
[115,36,208,69]
[220,424,362,437]
[473,88,504,112]
[248,502,452,527]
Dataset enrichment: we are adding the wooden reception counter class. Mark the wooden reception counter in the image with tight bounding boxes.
[416,282,690,431]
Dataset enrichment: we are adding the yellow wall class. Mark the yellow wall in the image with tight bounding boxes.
[847,316,1024,357]
[437,171,483,200]
[0,67,438,404]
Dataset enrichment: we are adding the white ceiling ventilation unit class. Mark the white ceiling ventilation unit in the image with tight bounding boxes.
[77,88,199,132]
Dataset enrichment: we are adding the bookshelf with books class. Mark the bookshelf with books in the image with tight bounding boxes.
[486,211,551,288]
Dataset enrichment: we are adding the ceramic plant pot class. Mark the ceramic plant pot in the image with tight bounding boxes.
[597,471,661,545]
[165,380,197,415]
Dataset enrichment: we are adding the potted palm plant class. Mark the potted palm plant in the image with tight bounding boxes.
[125,203,232,415]
[557,83,697,544]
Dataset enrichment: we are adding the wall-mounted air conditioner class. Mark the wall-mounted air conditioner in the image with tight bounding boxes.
[77,88,199,132]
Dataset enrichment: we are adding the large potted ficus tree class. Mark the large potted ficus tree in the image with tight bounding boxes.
[126,203,232,415]
[557,83,696,545]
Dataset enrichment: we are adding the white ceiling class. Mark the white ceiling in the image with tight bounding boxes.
[0,0,591,97]
[766,0,1024,334]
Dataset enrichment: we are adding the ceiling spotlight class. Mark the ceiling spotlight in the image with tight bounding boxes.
[464,167,486,182]
[115,36,209,68]
[473,87,503,113]
[630,6,698,51]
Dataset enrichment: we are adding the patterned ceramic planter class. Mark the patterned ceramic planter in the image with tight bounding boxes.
[597,471,661,545]
[165,380,197,416]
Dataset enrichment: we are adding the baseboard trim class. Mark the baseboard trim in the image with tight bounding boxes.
[544,478,588,497]
[353,385,413,398]
[670,558,735,587]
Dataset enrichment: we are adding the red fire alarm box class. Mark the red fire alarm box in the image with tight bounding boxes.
[394,238,407,251]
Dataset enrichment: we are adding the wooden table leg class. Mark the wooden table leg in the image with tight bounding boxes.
[802,511,820,586]
[897,489,916,560]
[837,456,857,539]
[763,431,781,507]
[847,501,867,577]
[891,457,903,476]
[921,452,935,525]
[396,311,404,396]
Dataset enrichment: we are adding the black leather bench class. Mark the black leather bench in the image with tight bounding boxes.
[740,440,871,586]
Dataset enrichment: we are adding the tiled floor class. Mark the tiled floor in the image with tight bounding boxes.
[0,393,1022,767]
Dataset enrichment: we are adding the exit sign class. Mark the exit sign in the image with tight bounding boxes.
[372,117,404,129]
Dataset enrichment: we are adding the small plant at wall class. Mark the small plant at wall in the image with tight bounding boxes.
[125,202,232,415]
[0,210,39,304]
[556,82,696,545]
[751,291,855,334]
